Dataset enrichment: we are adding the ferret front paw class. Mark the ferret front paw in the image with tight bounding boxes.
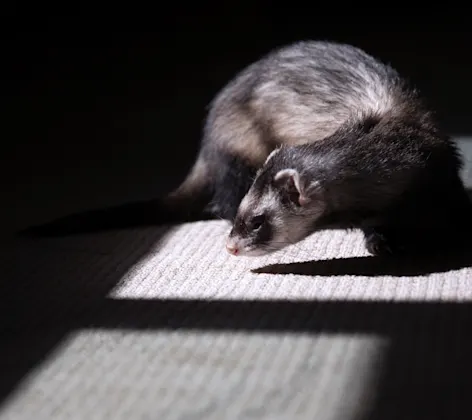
[364,231,395,256]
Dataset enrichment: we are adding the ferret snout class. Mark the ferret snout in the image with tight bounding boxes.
[226,238,240,255]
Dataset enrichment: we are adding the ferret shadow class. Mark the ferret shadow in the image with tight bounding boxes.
[252,250,472,277]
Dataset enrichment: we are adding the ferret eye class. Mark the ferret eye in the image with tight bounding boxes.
[250,215,265,231]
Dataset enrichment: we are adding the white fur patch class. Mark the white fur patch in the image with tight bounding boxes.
[238,194,252,215]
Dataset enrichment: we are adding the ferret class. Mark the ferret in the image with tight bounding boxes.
[22,41,472,257]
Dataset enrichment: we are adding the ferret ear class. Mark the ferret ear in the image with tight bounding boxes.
[273,169,320,207]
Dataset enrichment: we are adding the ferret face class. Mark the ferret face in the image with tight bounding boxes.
[226,166,326,257]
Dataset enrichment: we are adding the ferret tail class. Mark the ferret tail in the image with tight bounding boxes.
[18,156,215,238]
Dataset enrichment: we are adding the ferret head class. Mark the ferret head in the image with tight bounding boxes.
[226,148,327,256]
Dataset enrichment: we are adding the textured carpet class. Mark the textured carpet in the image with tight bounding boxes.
[5,138,472,420]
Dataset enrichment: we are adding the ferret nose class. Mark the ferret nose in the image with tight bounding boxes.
[226,242,239,255]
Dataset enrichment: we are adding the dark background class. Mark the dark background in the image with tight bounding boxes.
[6,13,472,235]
